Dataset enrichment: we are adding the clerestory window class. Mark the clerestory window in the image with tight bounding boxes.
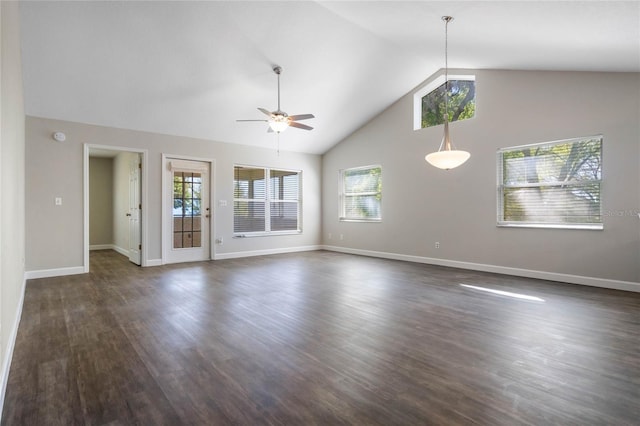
[413,74,475,130]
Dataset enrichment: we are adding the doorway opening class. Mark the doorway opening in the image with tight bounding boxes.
[84,145,148,272]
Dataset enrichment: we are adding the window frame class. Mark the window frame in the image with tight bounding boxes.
[413,74,476,131]
[339,164,382,222]
[233,165,302,237]
[496,135,603,230]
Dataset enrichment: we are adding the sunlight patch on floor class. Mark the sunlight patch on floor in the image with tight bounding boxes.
[460,284,545,302]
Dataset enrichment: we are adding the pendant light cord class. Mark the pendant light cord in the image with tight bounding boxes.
[443,16,451,122]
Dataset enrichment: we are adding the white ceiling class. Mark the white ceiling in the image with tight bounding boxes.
[19,1,640,155]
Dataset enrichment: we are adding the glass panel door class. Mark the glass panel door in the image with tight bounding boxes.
[164,158,211,264]
[173,171,202,249]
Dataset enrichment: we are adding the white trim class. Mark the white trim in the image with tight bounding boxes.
[322,245,640,293]
[89,245,129,257]
[24,266,85,280]
[0,277,26,419]
[89,244,114,251]
[146,259,163,267]
[214,245,322,260]
[85,144,150,269]
[83,145,90,272]
[112,245,129,257]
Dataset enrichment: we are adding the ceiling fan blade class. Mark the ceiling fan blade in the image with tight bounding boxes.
[258,107,272,117]
[236,119,268,122]
[289,114,314,121]
[289,121,313,131]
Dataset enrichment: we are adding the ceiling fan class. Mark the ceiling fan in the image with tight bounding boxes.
[237,66,314,133]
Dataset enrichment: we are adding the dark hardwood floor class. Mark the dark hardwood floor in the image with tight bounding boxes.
[3,250,640,425]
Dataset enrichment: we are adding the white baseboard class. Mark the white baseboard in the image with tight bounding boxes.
[214,245,322,260]
[89,244,129,258]
[145,259,162,267]
[112,245,128,257]
[24,266,85,280]
[0,276,26,417]
[322,245,640,293]
[89,244,114,251]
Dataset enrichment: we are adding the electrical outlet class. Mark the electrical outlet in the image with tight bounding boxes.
[435,241,440,249]
[340,234,344,241]
[328,233,332,240]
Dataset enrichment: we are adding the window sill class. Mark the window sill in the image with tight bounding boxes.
[339,218,382,223]
[497,222,603,231]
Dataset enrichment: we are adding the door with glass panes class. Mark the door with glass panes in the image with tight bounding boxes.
[165,159,210,264]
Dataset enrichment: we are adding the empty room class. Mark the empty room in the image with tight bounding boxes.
[1,1,639,424]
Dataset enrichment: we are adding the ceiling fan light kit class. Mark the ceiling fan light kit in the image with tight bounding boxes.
[268,115,290,133]
[237,66,315,134]
[425,16,470,170]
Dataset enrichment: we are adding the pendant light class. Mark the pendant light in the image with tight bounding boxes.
[425,16,470,170]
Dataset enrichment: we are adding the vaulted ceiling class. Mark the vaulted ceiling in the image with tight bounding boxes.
[19,1,640,154]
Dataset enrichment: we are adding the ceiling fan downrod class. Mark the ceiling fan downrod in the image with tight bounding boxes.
[274,66,283,114]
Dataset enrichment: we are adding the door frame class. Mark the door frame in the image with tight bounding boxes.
[83,144,149,272]
[161,153,216,264]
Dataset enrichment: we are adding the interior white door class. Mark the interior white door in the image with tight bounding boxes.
[165,158,211,264]
[128,155,142,265]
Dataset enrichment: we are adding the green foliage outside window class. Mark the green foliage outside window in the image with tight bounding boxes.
[499,137,602,227]
[422,80,475,128]
[341,166,382,221]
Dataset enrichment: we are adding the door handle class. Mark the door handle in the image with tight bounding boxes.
[126,213,132,217]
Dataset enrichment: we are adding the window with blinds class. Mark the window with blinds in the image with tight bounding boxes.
[233,165,301,235]
[340,165,382,221]
[497,136,602,229]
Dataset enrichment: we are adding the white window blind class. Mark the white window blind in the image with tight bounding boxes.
[340,165,382,221]
[234,166,301,235]
[497,136,602,229]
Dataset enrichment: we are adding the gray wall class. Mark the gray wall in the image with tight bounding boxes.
[1,0,26,405]
[322,69,640,283]
[25,117,322,270]
[89,157,113,246]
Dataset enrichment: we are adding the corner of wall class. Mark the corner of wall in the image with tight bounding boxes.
[0,0,27,418]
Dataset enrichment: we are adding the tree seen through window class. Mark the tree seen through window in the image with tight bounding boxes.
[422,79,475,128]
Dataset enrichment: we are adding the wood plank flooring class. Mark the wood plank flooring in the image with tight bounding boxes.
[3,250,640,425]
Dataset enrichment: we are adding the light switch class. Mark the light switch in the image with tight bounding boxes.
[55,197,62,206]
[219,200,227,207]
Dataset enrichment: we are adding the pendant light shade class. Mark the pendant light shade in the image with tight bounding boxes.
[425,121,470,169]
[425,149,471,170]
[425,16,470,170]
